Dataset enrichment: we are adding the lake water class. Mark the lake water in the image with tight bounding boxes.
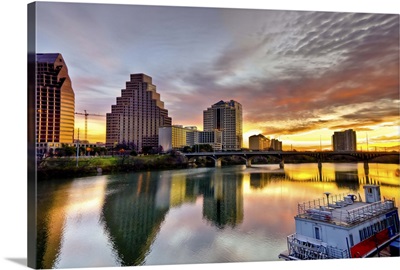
[36,162,399,268]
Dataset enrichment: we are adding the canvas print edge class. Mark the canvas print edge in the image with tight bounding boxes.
[26,1,400,269]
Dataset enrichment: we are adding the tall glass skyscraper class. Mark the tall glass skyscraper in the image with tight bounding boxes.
[106,74,172,151]
[36,53,75,155]
[203,100,243,151]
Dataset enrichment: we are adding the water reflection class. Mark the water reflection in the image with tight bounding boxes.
[37,177,118,269]
[36,180,72,269]
[96,169,245,266]
[249,172,286,189]
[201,171,243,229]
[36,163,399,268]
[101,172,170,266]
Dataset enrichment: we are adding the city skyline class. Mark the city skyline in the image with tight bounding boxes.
[35,2,399,151]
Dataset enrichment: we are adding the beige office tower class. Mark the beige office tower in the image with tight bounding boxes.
[249,134,270,151]
[203,100,243,151]
[36,53,75,155]
[106,73,172,151]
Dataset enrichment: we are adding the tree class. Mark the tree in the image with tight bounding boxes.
[79,146,85,156]
[201,144,213,152]
[55,144,76,157]
[142,146,153,155]
[98,147,108,156]
[63,145,76,156]
[115,143,128,151]
[182,146,192,153]
[192,144,213,152]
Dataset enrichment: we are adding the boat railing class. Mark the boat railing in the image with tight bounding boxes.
[346,199,396,224]
[287,233,349,259]
[326,246,349,259]
[297,193,348,216]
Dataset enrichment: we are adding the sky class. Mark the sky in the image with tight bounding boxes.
[35,1,399,151]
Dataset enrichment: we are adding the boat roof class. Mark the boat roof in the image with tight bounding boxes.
[296,196,397,227]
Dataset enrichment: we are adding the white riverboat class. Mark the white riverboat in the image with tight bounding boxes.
[279,185,399,260]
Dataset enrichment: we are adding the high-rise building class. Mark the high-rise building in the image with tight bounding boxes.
[106,73,172,151]
[36,53,75,155]
[249,134,270,151]
[332,129,357,151]
[203,100,243,151]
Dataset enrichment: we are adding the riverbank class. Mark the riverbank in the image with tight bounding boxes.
[37,155,188,180]
[36,154,399,180]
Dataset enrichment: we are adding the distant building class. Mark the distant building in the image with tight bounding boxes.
[159,125,190,152]
[106,74,172,151]
[249,134,270,151]
[270,139,282,151]
[203,100,243,151]
[332,129,357,151]
[159,126,222,152]
[196,130,222,151]
[35,53,75,156]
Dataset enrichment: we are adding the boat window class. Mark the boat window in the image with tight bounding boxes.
[368,226,373,237]
[381,220,386,229]
[314,227,321,240]
[349,234,354,246]
[387,216,394,227]
[359,230,364,241]
[375,222,380,232]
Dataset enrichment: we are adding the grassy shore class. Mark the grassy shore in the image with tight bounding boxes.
[36,153,399,180]
[37,155,188,180]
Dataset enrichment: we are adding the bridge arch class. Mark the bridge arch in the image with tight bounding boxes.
[186,155,218,167]
[245,154,284,168]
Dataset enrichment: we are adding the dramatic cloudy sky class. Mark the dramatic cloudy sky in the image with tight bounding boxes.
[35,1,399,150]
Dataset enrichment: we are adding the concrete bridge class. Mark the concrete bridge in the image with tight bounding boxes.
[182,151,399,168]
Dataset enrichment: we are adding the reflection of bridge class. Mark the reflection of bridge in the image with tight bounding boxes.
[183,151,399,168]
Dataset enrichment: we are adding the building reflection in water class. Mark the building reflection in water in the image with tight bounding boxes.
[201,171,244,229]
[100,169,246,266]
[249,172,286,189]
[101,172,170,266]
[36,177,114,269]
[333,163,360,190]
[36,180,72,269]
